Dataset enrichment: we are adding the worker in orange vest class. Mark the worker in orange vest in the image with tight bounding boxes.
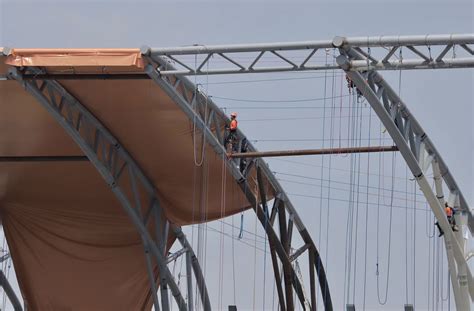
[435,202,459,237]
[225,112,239,152]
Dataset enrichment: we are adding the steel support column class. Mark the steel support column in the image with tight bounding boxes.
[8,67,210,311]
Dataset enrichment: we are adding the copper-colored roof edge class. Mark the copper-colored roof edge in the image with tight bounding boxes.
[2,48,145,68]
[4,48,141,54]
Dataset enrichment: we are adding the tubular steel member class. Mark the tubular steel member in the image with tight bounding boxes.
[229,145,398,159]
[144,34,474,76]
[0,270,23,311]
[335,41,473,309]
[143,52,333,310]
[7,67,210,311]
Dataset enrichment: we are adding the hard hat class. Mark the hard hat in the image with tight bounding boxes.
[231,112,237,117]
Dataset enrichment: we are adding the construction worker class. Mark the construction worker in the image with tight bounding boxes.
[346,73,364,100]
[445,202,459,231]
[435,202,459,237]
[225,112,239,152]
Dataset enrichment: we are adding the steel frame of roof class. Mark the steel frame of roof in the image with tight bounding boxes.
[7,66,211,311]
[1,33,473,310]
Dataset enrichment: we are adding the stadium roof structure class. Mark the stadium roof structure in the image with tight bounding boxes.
[0,33,473,310]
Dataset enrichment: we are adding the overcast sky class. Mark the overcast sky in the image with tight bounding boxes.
[0,0,473,310]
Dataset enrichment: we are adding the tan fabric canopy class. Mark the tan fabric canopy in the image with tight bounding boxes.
[0,50,265,309]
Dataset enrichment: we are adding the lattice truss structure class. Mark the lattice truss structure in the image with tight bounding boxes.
[143,34,474,76]
[1,33,473,310]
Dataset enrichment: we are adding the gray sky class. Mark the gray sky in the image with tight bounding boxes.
[1,0,473,310]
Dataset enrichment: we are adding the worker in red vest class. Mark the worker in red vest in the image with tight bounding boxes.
[225,112,239,152]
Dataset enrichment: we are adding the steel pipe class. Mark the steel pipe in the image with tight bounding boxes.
[229,145,398,158]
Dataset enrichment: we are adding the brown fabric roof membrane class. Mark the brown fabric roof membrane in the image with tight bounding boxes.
[0,49,274,309]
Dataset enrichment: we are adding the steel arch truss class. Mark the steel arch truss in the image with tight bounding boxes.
[8,67,210,311]
[143,34,474,76]
[144,55,333,310]
[335,44,474,309]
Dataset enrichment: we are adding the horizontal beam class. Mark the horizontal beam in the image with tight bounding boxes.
[142,33,474,76]
[0,155,88,162]
[146,34,474,56]
[347,57,474,71]
[229,146,398,158]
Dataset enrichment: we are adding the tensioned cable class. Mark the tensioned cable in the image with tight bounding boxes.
[223,106,372,110]
[201,73,344,85]
[270,157,432,183]
[211,94,350,103]
[252,137,392,142]
[286,192,430,213]
[206,226,267,253]
[277,178,426,204]
[240,114,373,122]
[273,171,425,200]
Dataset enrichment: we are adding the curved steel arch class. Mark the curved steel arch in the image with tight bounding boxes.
[144,55,333,311]
[8,67,211,311]
[335,41,473,309]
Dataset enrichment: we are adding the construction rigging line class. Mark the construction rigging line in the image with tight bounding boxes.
[412,180,417,308]
[351,88,364,305]
[316,48,329,307]
[192,55,208,167]
[223,105,372,110]
[405,167,410,305]
[343,90,358,306]
[218,153,227,310]
[376,150,397,305]
[324,48,337,304]
[362,106,373,310]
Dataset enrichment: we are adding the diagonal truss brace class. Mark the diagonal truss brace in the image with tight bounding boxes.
[7,67,210,311]
[335,46,473,309]
[144,55,333,311]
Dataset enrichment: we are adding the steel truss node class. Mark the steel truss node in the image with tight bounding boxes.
[335,43,474,309]
[8,67,210,311]
[144,55,333,311]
